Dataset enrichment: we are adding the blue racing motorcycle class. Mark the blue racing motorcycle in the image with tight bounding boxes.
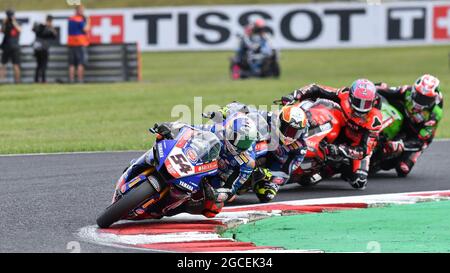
[96,124,222,228]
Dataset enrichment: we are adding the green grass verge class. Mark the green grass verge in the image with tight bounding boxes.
[0,45,448,154]
[222,201,450,253]
[2,0,323,11]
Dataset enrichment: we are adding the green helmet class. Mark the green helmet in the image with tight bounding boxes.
[224,114,258,155]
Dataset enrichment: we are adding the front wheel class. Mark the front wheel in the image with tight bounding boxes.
[96,180,156,228]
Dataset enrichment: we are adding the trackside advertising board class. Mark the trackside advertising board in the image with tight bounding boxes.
[1,1,450,51]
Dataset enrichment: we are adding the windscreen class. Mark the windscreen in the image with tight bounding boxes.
[189,130,222,163]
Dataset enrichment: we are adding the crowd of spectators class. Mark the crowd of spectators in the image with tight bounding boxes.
[0,4,90,84]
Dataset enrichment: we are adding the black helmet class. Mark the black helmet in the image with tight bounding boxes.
[6,9,15,19]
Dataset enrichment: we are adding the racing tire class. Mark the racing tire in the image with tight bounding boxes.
[96,181,156,228]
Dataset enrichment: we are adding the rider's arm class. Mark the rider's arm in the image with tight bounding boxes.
[338,129,379,160]
[376,83,409,100]
[288,144,307,174]
[228,147,257,195]
[283,84,341,105]
[418,99,443,145]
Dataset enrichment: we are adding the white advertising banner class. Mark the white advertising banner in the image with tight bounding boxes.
[1,1,450,51]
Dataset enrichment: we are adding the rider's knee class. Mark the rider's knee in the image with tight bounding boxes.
[396,159,414,177]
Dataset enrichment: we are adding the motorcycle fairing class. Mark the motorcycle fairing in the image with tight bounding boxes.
[162,127,219,193]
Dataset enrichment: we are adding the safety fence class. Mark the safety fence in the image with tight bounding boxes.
[0,43,141,83]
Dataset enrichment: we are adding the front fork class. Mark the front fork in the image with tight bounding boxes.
[114,168,172,219]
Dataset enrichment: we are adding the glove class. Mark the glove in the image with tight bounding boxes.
[202,183,225,218]
[202,111,216,119]
[349,172,367,190]
[424,120,437,127]
[375,82,389,91]
[326,144,341,158]
[153,123,172,140]
[280,94,295,106]
[202,111,224,123]
[335,144,363,160]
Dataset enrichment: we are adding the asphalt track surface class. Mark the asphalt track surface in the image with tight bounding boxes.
[0,141,449,252]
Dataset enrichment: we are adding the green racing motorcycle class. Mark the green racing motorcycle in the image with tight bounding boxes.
[369,95,421,174]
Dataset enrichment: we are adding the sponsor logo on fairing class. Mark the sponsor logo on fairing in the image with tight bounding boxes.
[178,181,194,191]
[157,143,164,159]
[195,161,218,173]
[186,148,198,163]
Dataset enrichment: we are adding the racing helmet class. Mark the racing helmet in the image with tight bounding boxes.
[252,18,266,34]
[349,79,377,114]
[410,74,440,111]
[276,105,308,145]
[224,114,258,155]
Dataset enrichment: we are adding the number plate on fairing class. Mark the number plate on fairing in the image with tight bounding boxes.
[166,148,195,178]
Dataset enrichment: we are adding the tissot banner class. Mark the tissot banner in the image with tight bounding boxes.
[1,1,450,51]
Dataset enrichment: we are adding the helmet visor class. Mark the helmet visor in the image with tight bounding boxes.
[280,118,307,141]
[350,96,373,113]
[235,137,254,151]
[412,90,435,108]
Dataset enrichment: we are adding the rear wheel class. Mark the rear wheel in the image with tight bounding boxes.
[96,180,155,228]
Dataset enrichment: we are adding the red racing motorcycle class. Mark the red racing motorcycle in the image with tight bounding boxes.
[289,98,346,185]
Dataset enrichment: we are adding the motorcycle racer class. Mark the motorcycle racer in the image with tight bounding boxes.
[375,74,443,177]
[281,79,383,189]
[119,115,257,219]
[237,19,272,68]
[196,113,258,204]
[232,18,279,79]
[210,101,309,202]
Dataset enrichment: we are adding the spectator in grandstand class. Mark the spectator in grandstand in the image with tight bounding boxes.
[0,9,22,83]
[67,4,90,83]
[32,15,57,83]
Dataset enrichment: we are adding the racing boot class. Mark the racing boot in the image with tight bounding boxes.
[251,167,278,203]
[253,180,279,203]
[184,183,227,218]
[395,150,422,178]
[347,170,368,190]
